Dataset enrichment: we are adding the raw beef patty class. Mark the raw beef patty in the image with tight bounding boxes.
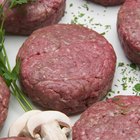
[73,95,140,140]
[2,0,65,35]
[17,24,116,115]
[0,76,10,129]
[117,0,140,64]
[90,0,125,6]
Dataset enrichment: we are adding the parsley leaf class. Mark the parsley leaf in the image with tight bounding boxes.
[10,0,30,8]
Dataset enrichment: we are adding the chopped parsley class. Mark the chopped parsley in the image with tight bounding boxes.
[78,13,85,17]
[82,3,89,11]
[100,32,105,35]
[129,63,137,70]
[118,62,124,67]
[133,83,140,95]
[107,62,140,98]
[69,3,73,7]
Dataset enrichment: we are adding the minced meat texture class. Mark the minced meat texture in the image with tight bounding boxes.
[0,76,10,129]
[90,0,125,6]
[3,0,66,35]
[117,0,140,64]
[17,24,116,115]
[73,95,140,140]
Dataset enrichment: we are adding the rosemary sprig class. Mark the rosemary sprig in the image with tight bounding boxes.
[0,0,33,111]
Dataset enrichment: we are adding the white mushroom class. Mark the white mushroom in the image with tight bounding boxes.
[8,110,42,137]
[26,111,72,140]
[8,110,72,140]
[40,121,67,140]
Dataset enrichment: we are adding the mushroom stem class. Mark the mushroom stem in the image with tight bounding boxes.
[41,121,68,140]
[27,111,71,139]
[62,127,71,136]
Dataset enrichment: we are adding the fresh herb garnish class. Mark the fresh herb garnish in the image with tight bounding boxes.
[82,3,89,11]
[107,89,115,98]
[118,62,124,67]
[78,13,85,18]
[100,32,105,35]
[129,63,137,70]
[112,97,120,101]
[69,3,73,7]
[0,0,33,111]
[105,25,111,30]
[133,83,140,93]
[10,0,32,8]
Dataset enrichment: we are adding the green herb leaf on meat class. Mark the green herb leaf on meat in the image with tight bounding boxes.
[112,97,120,102]
[10,0,31,8]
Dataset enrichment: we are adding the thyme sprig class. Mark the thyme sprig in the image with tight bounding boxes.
[0,0,33,111]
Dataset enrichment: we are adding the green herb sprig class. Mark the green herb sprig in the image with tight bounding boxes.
[0,0,33,111]
[10,0,29,8]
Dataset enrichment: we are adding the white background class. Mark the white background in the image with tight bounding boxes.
[0,0,140,138]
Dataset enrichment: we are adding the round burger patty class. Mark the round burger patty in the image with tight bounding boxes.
[3,0,65,35]
[117,0,140,64]
[73,95,140,140]
[90,0,125,6]
[17,24,116,115]
[0,138,32,140]
[0,76,10,129]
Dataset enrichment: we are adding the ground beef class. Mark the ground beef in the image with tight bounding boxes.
[2,0,65,35]
[90,0,125,6]
[17,24,116,115]
[73,95,140,140]
[117,0,140,64]
[0,76,10,130]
